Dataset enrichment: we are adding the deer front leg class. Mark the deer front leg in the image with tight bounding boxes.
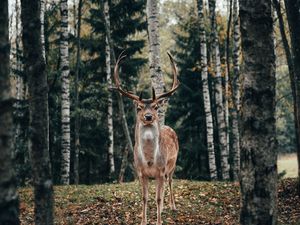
[155,176,165,225]
[140,176,149,225]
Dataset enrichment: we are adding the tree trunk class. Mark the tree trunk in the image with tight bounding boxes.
[209,0,230,180]
[284,0,300,196]
[21,0,54,224]
[60,0,71,185]
[118,145,129,183]
[146,0,166,125]
[239,0,277,224]
[41,0,46,60]
[225,0,232,178]
[197,0,217,180]
[0,1,20,224]
[74,0,83,185]
[231,0,241,181]
[103,0,115,177]
[101,0,136,179]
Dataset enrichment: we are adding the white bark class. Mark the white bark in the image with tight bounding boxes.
[146,0,166,125]
[209,0,230,180]
[231,0,240,181]
[41,0,46,61]
[60,0,71,185]
[104,0,115,175]
[197,0,217,180]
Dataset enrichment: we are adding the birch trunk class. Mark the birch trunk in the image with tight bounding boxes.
[101,0,135,178]
[231,0,241,181]
[284,0,300,196]
[74,0,83,185]
[21,0,54,223]
[103,0,115,176]
[41,0,45,60]
[60,0,71,185]
[209,0,230,180]
[197,0,217,180]
[146,0,166,125]
[225,0,232,164]
[239,0,277,224]
[0,1,20,223]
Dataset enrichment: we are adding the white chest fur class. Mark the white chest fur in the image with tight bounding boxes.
[137,123,160,165]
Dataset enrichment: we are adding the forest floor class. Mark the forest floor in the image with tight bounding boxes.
[19,178,299,225]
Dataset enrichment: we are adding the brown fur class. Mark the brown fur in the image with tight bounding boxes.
[133,102,179,225]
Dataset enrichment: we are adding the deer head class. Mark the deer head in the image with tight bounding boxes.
[113,51,180,126]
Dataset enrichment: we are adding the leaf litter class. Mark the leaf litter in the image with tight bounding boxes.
[19,179,300,225]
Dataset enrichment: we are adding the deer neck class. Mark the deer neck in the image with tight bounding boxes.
[136,121,160,166]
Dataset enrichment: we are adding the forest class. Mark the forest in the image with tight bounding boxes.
[0,0,299,224]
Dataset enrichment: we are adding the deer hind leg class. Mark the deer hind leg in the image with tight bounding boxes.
[155,176,165,225]
[140,176,149,225]
[168,169,176,210]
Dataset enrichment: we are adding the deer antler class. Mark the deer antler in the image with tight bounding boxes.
[155,52,180,100]
[113,51,140,102]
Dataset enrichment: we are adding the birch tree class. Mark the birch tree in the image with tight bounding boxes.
[103,0,115,177]
[209,0,230,180]
[74,0,83,185]
[197,0,217,180]
[0,0,20,223]
[60,0,71,185]
[21,0,54,223]
[231,0,241,181]
[147,0,166,125]
[239,0,277,224]
[225,0,232,171]
[41,0,46,60]
[101,0,135,178]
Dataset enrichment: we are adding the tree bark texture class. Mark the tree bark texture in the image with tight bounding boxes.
[284,0,300,196]
[0,1,20,224]
[41,0,46,60]
[224,0,232,177]
[104,0,115,176]
[239,0,277,224]
[209,0,230,180]
[146,0,166,125]
[74,0,83,185]
[21,0,54,224]
[231,0,241,181]
[60,0,71,185]
[197,0,217,180]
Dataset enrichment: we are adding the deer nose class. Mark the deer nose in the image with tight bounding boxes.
[144,113,152,121]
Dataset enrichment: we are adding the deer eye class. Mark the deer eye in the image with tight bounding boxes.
[137,105,143,111]
[154,105,159,110]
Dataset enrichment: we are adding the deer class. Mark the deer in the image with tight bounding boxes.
[113,52,180,225]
